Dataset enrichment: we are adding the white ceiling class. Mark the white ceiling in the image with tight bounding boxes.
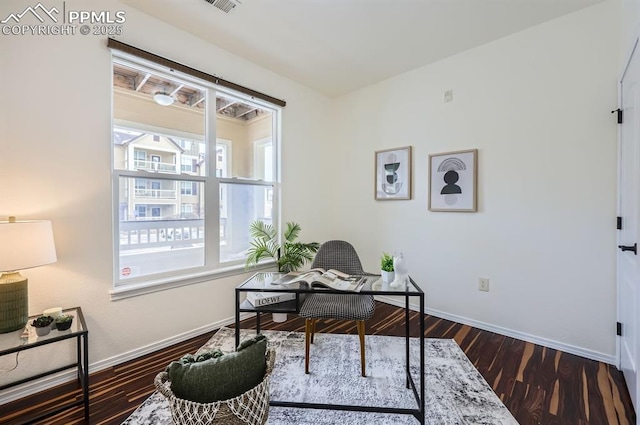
[121,0,603,98]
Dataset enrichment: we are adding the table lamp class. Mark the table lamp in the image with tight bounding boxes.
[0,216,57,333]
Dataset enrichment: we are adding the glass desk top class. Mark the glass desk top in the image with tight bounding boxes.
[237,272,422,295]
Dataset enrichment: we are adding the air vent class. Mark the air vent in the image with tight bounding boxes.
[204,0,241,13]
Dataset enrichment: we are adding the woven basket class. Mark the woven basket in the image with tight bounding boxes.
[155,349,276,425]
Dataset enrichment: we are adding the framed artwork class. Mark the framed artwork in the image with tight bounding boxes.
[375,146,412,200]
[429,149,477,212]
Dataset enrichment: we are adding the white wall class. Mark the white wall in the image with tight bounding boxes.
[0,0,332,393]
[332,1,620,361]
[622,0,640,56]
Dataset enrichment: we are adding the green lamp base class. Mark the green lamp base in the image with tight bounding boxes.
[0,273,28,333]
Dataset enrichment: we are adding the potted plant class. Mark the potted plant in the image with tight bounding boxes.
[381,252,395,284]
[245,221,320,273]
[55,314,74,331]
[32,315,54,336]
[245,221,319,323]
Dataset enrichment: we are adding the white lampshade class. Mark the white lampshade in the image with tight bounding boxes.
[0,217,57,333]
[153,92,174,106]
[0,218,57,272]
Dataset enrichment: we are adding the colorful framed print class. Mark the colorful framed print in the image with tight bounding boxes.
[429,149,477,212]
[375,146,412,200]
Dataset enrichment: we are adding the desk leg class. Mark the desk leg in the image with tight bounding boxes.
[420,292,425,425]
[235,290,240,348]
[405,293,410,388]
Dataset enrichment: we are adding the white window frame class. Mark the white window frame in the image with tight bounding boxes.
[253,137,274,219]
[110,53,281,300]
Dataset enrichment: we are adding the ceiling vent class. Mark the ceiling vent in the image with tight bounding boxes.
[204,0,241,13]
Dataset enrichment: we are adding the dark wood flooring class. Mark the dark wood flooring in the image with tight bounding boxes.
[0,301,635,424]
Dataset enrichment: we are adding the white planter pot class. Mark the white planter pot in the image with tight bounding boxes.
[272,313,288,323]
[381,270,395,284]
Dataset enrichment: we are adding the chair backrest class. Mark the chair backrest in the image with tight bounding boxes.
[311,240,365,275]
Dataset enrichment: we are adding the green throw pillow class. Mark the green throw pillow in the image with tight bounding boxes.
[166,335,267,403]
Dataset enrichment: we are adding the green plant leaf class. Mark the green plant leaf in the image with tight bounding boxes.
[249,220,276,241]
[381,252,394,271]
[283,222,301,242]
[245,221,318,272]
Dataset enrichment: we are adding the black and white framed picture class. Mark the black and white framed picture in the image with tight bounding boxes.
[428,149,477,212]
[375,146,412,200]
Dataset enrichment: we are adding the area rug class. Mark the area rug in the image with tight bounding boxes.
[123,327,518,425]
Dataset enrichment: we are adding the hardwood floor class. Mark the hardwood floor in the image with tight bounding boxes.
[0,302,635,424]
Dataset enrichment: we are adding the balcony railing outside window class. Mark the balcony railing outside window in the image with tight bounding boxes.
[134,159,177,173]
[119,219,204,250]
[134,188,177,199]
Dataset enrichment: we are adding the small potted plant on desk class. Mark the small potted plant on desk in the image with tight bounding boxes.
[381,252,395,284]
[55,314,74,331]
[32,315,54,336]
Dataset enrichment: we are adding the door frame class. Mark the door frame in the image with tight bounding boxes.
[612,33,640,418]
[618,32,640,369]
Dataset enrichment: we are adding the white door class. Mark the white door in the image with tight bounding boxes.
[618,36,640,412]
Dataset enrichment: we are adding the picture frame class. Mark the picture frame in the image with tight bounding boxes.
[375,146,412,200]
[428,149,477,212]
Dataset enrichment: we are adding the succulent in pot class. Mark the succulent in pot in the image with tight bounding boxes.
[32,315,54,336]
[55,314,74,331]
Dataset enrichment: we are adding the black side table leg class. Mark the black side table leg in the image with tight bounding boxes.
[78,333,89,421]
[235,290,241,348]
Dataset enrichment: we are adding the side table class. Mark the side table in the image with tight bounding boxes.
[0,306,89,423]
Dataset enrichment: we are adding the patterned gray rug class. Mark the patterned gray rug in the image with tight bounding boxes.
[124,327,518,425]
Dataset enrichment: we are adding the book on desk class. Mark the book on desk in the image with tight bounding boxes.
[246,291,297,307]
[273,268,366,292]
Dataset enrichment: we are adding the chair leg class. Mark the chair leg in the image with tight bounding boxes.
[305,319,312,374]
[357,320,366,377]
[311,318,317,344]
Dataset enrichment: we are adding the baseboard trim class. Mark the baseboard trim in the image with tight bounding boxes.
[0,313,253,405]
[375,296,616,365]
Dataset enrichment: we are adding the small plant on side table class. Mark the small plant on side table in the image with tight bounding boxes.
[380,252,395,284]
[32,315,54,336]
[381,252,394,272]
[55,314,74,331]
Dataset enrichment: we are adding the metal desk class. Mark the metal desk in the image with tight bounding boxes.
[235,273,425,424]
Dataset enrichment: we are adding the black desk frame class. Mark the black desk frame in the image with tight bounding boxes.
[235,273,425,424]
[0,307,89,423]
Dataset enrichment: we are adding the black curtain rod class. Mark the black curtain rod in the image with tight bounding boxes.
[107,38,286,108]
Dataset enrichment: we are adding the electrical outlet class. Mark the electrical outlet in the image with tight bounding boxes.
[478,278,489,292]
[444,89,453,103]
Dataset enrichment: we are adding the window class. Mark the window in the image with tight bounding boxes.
[181,181,197,195]
[181,157,197,173]
[135,205,146,218]
[134,150,146,168]
[111,55,279,294]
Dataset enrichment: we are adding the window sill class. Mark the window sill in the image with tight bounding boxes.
[109,263,276,301]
